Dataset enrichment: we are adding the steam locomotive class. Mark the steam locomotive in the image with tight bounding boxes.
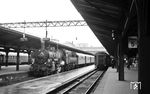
[29,46,94,77]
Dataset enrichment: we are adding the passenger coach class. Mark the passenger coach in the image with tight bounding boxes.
[95,51,111,70]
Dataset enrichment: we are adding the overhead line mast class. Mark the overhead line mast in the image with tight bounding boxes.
[0,20,88,48]
[0,20,87,28]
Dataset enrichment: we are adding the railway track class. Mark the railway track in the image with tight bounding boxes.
[48,70,105,94]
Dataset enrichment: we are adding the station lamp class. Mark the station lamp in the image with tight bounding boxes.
[20,21,28,42]
[20,33,28,42]
[112,30,115,40]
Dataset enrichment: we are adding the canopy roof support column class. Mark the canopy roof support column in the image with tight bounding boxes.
[5,48,9,67]
[118,36,124,81]
[135,0,148,93]
[16,49,20,71]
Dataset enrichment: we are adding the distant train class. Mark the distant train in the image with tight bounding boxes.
[0,53,28,65]
[95,51,111,70]
[29,47,95,77]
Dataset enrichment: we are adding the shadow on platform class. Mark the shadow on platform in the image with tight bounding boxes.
[93,67,138,94]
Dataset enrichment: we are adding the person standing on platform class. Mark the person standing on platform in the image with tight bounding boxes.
[127,58,132,69]
[111,58,116,68]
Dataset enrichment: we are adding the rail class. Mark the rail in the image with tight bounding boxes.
[47,70,105,94]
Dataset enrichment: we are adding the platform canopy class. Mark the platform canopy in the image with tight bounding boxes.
[0,26,41,52]
[46,41,94,55]
[0,26,93,55]
[71,0,136,56]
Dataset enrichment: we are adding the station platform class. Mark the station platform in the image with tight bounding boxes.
[93,67,138,94]
[0,65,95,94]
[0,65,30,75]
[0,65,31,87]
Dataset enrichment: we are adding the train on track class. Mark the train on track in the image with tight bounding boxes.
[0,47,111,77]
[95,51,111,70]
[0,53,28,65]
[28,46,95,77]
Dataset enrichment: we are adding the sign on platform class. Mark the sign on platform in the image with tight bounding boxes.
[128,36,137,48]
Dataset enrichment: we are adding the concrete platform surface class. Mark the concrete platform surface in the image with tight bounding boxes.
[0,65,30,75]
[0,65,95,94]
[93,67,138,94]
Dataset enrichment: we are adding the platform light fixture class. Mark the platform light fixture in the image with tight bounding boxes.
[20,20,28,42]
[112,30,115,40]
